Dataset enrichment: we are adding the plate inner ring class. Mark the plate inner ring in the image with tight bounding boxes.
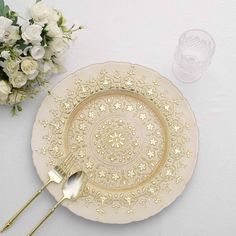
[63,90,170,192]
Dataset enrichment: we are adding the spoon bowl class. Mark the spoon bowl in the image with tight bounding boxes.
[63,171,88,200]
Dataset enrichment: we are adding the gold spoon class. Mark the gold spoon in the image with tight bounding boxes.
[0,153,76,233]
[27,171,87,236]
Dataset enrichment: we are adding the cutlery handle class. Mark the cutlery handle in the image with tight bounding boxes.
[0,179,52,233]
[27,198,65,236]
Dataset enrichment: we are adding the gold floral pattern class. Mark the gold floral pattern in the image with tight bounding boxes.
[94,119,139,164]
[63,93,165,190]
[32,62,198,223]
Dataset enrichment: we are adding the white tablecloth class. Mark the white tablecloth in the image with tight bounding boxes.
[0,0,236,235]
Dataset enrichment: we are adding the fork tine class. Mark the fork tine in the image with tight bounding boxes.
[54,166,63,176]
[60,153,73,168]
[56,154,71,171]
[57,153,75,175]
[61,155,73,171]
[64,156,76,174]
[58,153,71,167]
[62,155,75,174]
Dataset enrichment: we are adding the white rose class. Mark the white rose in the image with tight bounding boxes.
[22,24,42,45]
[30,2,52,25]
[3,60,20,77]
[23,46,32,56]
[49,9,61,23]
[3,25,21,45]
[30,46,45,60]
[44,49,53,60]
[46,23,62,38]
[1,51,10,60]
[50,38,69,56]
[8,91,26,105]
[53,56,65,65]
[0,80,11,104]
[28,71,39,80]
[39,60,53,73]
[0,16,12,41]
[21,58,38,75]
[9,71,28,88]
[52,64,66,74]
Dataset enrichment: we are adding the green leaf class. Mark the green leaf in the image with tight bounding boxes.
[0,0,4,8]
[29,19,34,24]
[11,105,17,116]
[58,16,64,27]
[36,0,42,3]
[3,4,9,16]
[7,10,18,24]
[17,104,22,112]
[11,103,23,116]
[0,1,11,17]
[0,69,8,81]
[0,0,5,16]
[16,39,30,51]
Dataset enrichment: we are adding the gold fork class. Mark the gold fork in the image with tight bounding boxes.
[0,153,76,233]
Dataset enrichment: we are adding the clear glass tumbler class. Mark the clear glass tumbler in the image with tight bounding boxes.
[173,29,215,82]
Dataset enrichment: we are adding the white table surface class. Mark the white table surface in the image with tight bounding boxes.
[0,0,236,235]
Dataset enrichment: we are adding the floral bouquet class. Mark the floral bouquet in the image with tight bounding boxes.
[0,0,81,114]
